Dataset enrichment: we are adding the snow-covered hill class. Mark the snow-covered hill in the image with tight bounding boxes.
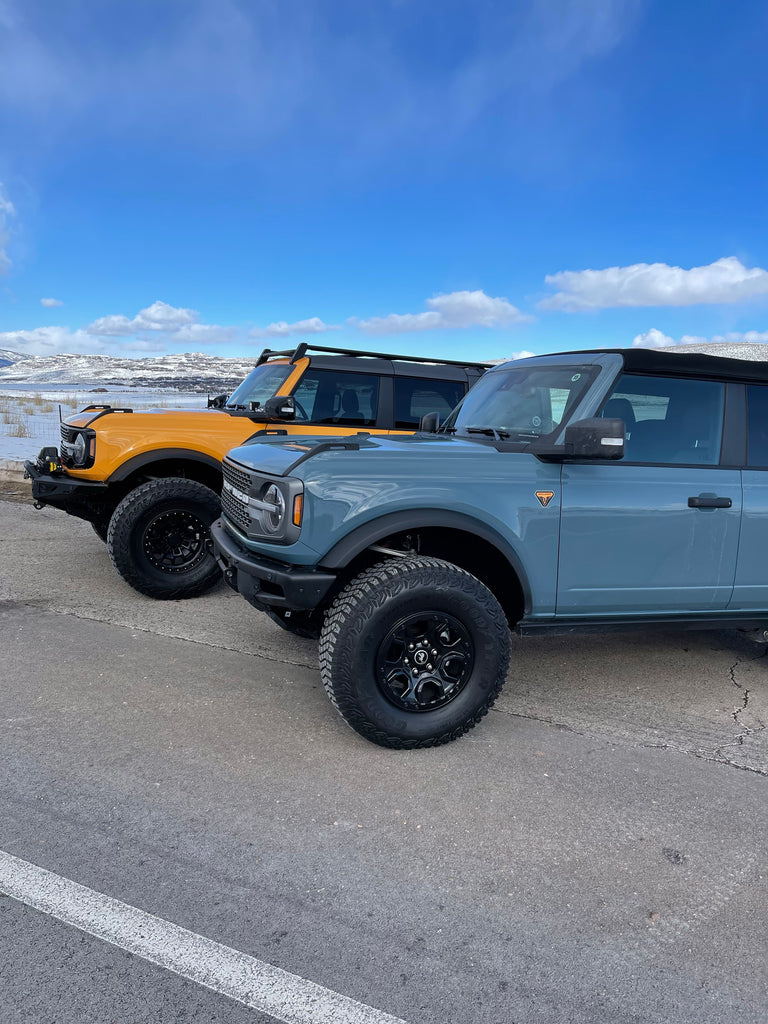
[0,351,260,390]
[667,341,768,361]
[1,341,766,391]
[0,348,24,368]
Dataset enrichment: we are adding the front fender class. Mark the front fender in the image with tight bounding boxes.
[318,507,532,611]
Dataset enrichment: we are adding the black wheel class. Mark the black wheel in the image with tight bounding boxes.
[107,478,221,600]
[319,557,510,748]
[91,518,110,543]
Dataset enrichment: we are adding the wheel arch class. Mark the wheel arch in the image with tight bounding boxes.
[320,509,530,626]
[108,449,222,492]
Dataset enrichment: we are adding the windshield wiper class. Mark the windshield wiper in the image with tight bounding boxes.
[465,426,510,440]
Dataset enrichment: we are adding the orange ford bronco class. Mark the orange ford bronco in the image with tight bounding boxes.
[24,343,486,599]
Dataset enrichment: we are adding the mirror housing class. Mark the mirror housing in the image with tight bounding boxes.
[563,417,625,459]
[528,418,625,461]
[264,395,297,421]
[419,411,441,433]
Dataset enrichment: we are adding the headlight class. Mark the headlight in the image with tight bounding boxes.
[260,483,285,534]
[72,432,87,466]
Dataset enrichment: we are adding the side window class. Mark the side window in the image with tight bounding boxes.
[394,377,466,429]
[747,385,768,467]
[291,369,379,426]
[601,374,725,465]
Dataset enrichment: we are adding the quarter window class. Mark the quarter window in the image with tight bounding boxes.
[601,374,725,465]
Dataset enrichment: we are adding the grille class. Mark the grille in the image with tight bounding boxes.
[222,459,252,495]
[221,487,251,532]
[60,424,78,445]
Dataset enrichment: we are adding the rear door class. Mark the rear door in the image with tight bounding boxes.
[556,373,742,616]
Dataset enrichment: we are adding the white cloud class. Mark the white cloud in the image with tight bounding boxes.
[172,323,237,345]
[540,257,768,312]
[0,300,235,357]
[357,290,531,334]
[88,300,199,336]
[631,328,676,348]
[510,349,537,360]
[0,182,15,273]
[250,316,340,340]
[633,328,768,349]
[0,326,109,357]
[40,297,64,307]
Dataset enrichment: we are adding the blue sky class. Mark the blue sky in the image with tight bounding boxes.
[1,0,767,361]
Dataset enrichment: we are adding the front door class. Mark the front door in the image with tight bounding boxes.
[557,373,742,616]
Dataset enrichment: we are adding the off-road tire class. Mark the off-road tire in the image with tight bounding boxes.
[319,557,510,749]
[107,477,221,600]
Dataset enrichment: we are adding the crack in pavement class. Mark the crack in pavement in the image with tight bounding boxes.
[715,655,768,763]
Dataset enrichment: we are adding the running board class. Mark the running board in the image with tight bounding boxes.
[517,614,768,637]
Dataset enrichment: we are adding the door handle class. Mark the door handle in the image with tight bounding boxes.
[688,495,732,509]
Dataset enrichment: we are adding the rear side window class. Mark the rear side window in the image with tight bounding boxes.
[601,374,725,465]
[747,385,768,466]
[394,377,465,429]
[291,369,379,426]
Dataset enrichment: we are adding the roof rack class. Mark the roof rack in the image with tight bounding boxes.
[256,342,490,369]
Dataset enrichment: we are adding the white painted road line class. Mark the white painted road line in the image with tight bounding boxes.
[0,849,411,1024]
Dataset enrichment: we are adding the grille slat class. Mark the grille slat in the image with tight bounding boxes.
[222,459,253,532]
[222,460,252,495]
[221,488,251,532]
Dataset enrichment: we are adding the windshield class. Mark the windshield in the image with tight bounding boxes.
[443,363,598,440]
[226,363,293,409]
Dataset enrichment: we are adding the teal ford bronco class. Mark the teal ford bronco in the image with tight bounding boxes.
[211,347,768,748]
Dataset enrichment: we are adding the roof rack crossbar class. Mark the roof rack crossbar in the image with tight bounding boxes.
[256,342,490,369]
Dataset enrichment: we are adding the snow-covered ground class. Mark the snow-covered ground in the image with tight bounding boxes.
[0,387,208,461]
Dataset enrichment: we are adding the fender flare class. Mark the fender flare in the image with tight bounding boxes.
[108,448,222,483]
[319,508,531,609]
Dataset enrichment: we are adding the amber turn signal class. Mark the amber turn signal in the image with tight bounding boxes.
[292,493,303,527]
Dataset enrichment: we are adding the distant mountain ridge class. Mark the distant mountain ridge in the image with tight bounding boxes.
[0,342,766,390]
[0,348,24,368]
[0,350,261,390]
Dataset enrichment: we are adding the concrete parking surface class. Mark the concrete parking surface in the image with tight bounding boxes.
[1,497,767,1023]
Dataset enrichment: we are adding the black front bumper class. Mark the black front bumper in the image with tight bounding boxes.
[24,456,109,516]
[211,518,336,612]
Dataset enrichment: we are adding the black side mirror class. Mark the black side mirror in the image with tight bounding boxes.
[264,395,297,421]
[207,393,228,409]
[563,417,625,459]
[419,411,441,433]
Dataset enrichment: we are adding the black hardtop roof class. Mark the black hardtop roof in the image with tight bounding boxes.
[257,342,489,379]
[538,347,768,383]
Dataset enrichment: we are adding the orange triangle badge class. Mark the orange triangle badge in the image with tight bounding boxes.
[536,491,555,507]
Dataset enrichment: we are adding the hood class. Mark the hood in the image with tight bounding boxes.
[63,407,227,430]
[225,431,493,478]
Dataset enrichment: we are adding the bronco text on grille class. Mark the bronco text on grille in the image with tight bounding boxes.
[221,459,252,532]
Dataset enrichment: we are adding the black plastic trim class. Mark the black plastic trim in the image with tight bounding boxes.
[723,381,747,467]
[518,613,768,637]
[211,518,337,611]
[318,508,532,612]
[108,448,221,482]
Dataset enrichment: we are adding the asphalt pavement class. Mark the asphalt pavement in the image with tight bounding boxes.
[1,498,767,1024]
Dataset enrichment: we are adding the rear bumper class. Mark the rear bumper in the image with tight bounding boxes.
[24,454,109,516]
[211,517,336,612]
